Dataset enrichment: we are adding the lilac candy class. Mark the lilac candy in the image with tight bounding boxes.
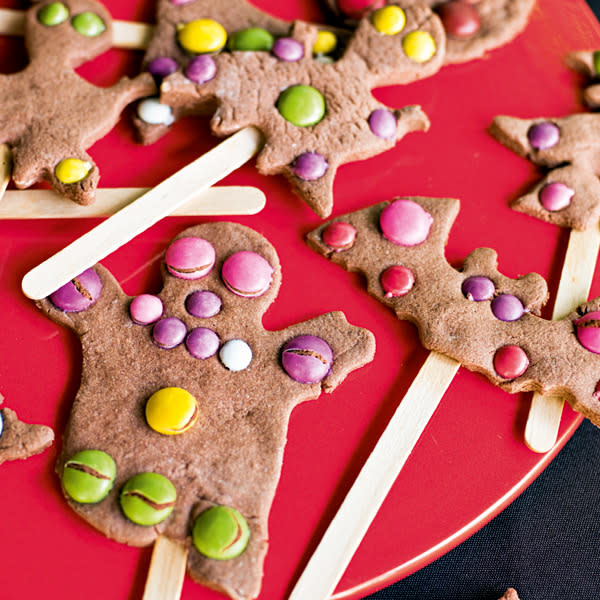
[491,294,525,322]
[49,268,102,312]
[272,37,304,62]
[281,335,333,384]
[186,290,222,318]
[539,182,574,212]
[130,294,164,325]
[368,108,397,140]
[148,56,178,79]
[461,276,495,302]
[527,122,560,150]
[292,152,329,181]
[185,56,217,84]
[152,317,187,349]
[186,327,220,359]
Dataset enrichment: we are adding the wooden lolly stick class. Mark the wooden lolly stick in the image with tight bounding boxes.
[0,143,11,200]
[289,352,460,600]
[0,186,265,218]
[142,537,188,600]
[524,224,600,453]
[21,126,264,300]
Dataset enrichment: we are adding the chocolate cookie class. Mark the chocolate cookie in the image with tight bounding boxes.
[36,222,375,600]
[308,197,600,426]
[1,0,155,205]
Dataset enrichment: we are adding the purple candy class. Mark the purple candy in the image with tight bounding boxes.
[291,152,328,181]
[491,294,525,322]
[461,276,495,302]
[281,335,333,384]
[152,317,187,349]
[539,182,574,212]
[527,122,560,150]
[148,56,178,79]
[186,290,222,318]
[185,55,217,84]
[185,327,220,359]
[49,268,102,312]
[272,37,304,62]
[368,108,397,140]
[130,294,163,325]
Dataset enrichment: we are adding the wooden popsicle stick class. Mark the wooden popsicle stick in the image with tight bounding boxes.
[524,224,600,453]
[21,126,264,300]
[289,352,460,600]
[0,186,265,218]
[142,536,188,600]
[0,143,11,200]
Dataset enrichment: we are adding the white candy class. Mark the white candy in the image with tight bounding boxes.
[219,339,252,372]
[137,97,175,126]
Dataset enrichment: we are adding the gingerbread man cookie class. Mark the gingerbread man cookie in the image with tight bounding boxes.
[1,0,155,205]
[36,222,375,600]
[135,0,445,218]
[308,197,600,426]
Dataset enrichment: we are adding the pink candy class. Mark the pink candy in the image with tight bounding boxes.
[379,199,433,246]
[165,237,216,280]
[493,345,529,380]
[380,265,415,298]
[574,311,600,354]
[322,222,357,251]
[221,251,274,297]
[130,294,164,325]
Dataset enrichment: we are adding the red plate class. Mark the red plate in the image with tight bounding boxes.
[0,0,598,598]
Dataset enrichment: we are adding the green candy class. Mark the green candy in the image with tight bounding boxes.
[71,12,106,37]
[229,27,274,52]
[276,85,326,127]
[38,2,69,26]
[593,50,600,75]
[62,450,116,504]
[120,472,176,526]
[192,505,250,560]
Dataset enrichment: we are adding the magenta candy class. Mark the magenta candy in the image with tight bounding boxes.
[380,265,415,298]
[527,122,560,150]
[436,1,480,37]
[130,294,164,325]
[165,237,216,280]
[152,317,187,349]
[379,199,433,246]
[186,290,222,318]
[272,37,304,62]
[493,345,529,379]
[322,222,356,251]
[185,327,220,359]
[461,276,495,302]
[148,56,178,79]
[49,268,102,312]
[574,311,600,354]
[185,55,217,84]
[281,335,333,384]
[368,108,396,140]
[292,152,329,181]
[222,251,274,297]
[491,294,525,322]
[539,182,574,212]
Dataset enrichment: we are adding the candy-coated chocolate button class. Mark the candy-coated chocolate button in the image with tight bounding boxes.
[186,327,220,359]
[462,276,495,301]
[55,158,92,184]
[186,290,222,318]
[38,2,69,26]
[402,30,436,63]
[372,5,406,35]
[368,108,397,139]
[185,55,217,83]
[313,31,337,55]
[146,387,199,435]
[62,450,116,504]
[229,27,274,52]
[71,12,106,37]
[130,294,164,325]
[0,411,3,438]
[337,0,384,19]
[292,152,329,180]
[527,122,560,150]
[137,97,175,126]
[539,182,574,211]
[222,251,273,297]
[165,237,216,280]
[491,294,525,322]
[152,317,187,349]
[272,38,304,62]
[148,56,178,78]
[380,265,415,298]
[493,345,529,379]
[50,268,102,312]
[120,473,177,526]
[192,506,250,560]
[219,339,252,371]
[277,85,326,127]
[281,335,333,383]
[379,199,433,246]
[435,1,480,37]
[574,311,600,354]
[322,221,356,251]
[178,19,227,54]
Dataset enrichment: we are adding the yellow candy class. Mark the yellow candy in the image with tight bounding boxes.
[54,158,92,184]
[313,30,337,55]
[146,387,199,435]
[372,5,406,36]
[402,30,436,63]
[177,19,227,54]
